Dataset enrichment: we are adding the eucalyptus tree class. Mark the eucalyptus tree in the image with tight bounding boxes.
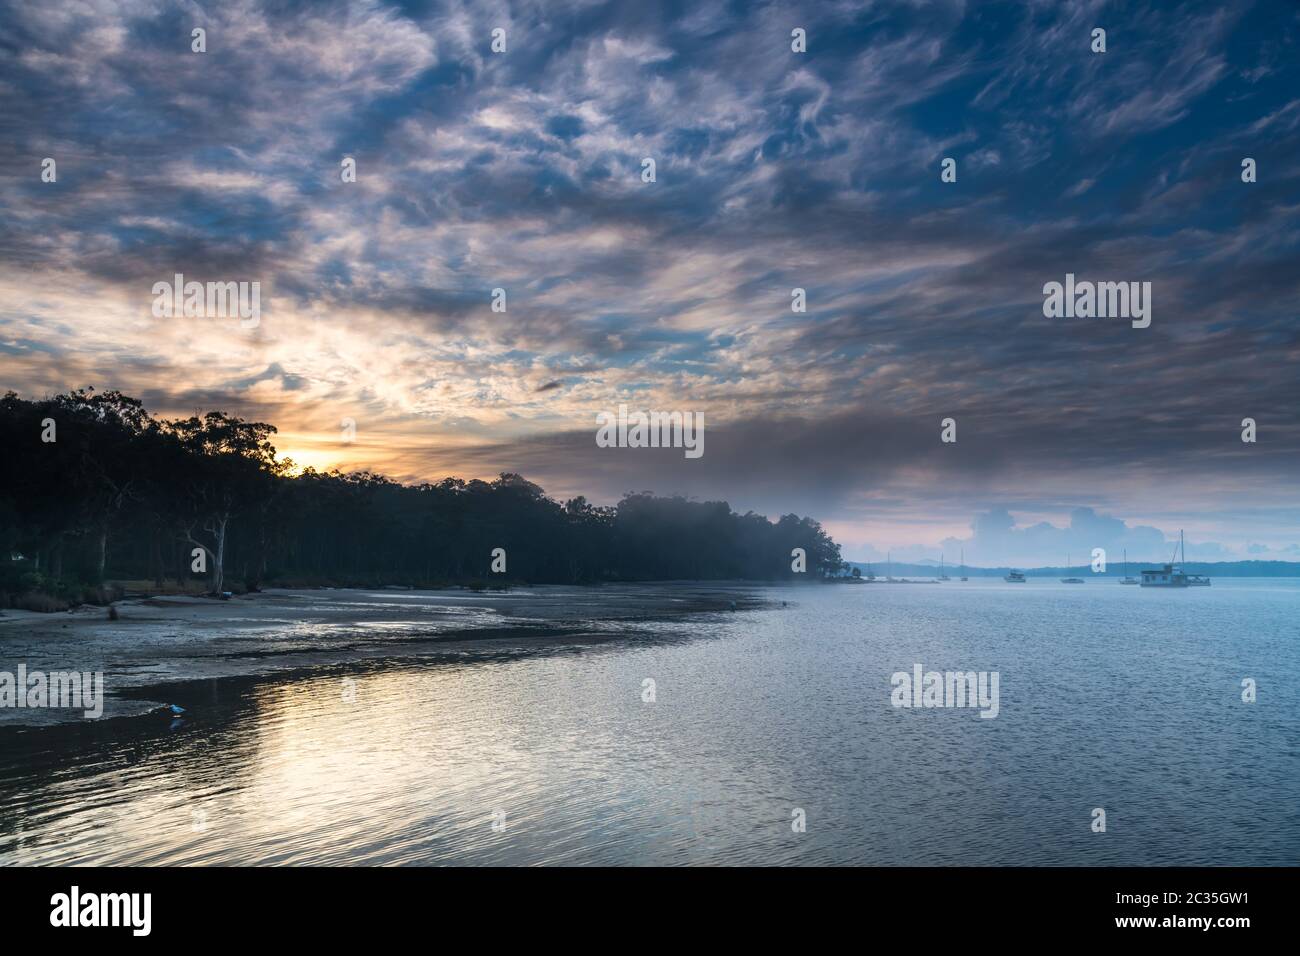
[165,411,281,595]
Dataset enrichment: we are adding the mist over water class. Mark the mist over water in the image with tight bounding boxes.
[1,580,1296,866]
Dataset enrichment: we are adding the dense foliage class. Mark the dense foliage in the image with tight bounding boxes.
[0,389,843,604]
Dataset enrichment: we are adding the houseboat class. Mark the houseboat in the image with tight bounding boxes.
[1140,531,1211,588]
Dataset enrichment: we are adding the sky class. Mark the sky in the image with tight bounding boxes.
[1,0,1298,566]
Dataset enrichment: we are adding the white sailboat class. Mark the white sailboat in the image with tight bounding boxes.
[1119,549,1138,585]
[1060,553,1084,583]
[1186,532,1211,586]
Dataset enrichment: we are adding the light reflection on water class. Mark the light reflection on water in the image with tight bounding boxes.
[1,580,1297,865]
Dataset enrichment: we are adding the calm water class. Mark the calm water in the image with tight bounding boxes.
[2,580,1297,865]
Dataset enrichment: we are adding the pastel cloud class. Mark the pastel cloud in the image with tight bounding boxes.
[1,0,1298,564]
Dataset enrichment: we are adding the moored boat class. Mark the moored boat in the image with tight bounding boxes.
[1139,531,1210,588]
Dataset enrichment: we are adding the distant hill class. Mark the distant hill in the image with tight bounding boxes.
[846,560,1300,578]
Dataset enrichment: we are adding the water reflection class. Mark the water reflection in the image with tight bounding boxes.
[2,582,1298,865]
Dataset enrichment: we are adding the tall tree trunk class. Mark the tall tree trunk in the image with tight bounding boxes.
[252,522,267,590]
[211,515,228,594]
[96,525,108,583]
[151,526,164,589]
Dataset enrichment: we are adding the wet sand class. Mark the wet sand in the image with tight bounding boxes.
[0,584,768,726]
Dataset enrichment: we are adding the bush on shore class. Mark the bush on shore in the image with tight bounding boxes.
[0,566,124,613]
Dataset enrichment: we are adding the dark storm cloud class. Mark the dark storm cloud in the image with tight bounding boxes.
[1,0,1298,561]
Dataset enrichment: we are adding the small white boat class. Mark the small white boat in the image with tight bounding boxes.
[1004,570,1026,583]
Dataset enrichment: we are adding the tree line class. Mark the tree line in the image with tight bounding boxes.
[0,389,843,607]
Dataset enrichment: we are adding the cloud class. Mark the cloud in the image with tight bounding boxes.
[939,507,1172,567]
[1,0,1298,559]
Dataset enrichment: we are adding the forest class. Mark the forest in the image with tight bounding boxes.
[0,389,844,609]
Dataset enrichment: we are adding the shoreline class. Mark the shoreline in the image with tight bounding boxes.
[0,583,772,729]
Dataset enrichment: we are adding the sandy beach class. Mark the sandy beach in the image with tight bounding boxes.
[0,584,766,726]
